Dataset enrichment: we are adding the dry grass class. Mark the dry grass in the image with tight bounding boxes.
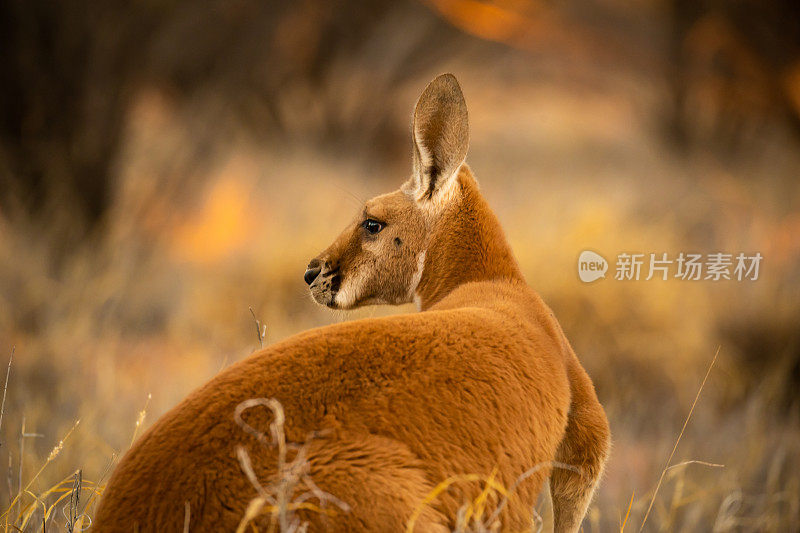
[0,344,748,532]
[406,462,580,532]
[638,348,720,530]
[233,398,349,533]
[0,338,796,531]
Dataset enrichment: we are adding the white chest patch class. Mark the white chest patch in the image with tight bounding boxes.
[409,250,426,303]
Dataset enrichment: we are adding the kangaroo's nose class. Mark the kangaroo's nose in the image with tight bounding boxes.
[304,260,322,285]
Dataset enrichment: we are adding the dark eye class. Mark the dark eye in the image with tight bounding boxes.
[362,219,384,234]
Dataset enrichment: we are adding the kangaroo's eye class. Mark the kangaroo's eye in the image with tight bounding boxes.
[362,219,384,234]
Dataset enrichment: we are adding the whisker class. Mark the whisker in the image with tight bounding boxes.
[329,181,366,209]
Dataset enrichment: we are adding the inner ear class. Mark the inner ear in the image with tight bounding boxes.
[411,74,469,200]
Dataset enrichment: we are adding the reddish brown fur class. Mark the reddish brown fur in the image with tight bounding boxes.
[95,75,609,532]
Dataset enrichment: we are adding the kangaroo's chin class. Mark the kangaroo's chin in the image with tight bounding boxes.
[326,296,344,310]
[331,292,355,310]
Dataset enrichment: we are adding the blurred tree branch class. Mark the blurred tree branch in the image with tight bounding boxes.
[0,0,462,239]
[1,0,799,241]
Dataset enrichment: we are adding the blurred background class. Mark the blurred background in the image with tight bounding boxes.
[1,0,799,530]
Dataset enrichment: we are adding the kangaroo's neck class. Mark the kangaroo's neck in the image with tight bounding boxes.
[415,168,524,311]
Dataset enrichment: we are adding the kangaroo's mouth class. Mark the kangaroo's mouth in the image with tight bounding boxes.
[309,269,341,308]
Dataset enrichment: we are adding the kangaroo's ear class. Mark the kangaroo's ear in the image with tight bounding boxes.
[408,73,469,202]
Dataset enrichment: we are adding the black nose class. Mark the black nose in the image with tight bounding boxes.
[304,261,322,285]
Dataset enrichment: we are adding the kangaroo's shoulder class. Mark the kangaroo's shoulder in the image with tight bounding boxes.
[259,307,507,359]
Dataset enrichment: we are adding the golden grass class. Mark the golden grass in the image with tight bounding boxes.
[233,399,349,533]
[638,347,720,530]
[0,345,796,531]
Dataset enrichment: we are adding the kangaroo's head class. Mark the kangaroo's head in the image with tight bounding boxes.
[305,73,474,309]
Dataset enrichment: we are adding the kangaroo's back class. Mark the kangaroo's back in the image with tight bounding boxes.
[95,74,609,532]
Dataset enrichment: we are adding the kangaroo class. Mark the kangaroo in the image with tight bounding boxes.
[94,74,610,532]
